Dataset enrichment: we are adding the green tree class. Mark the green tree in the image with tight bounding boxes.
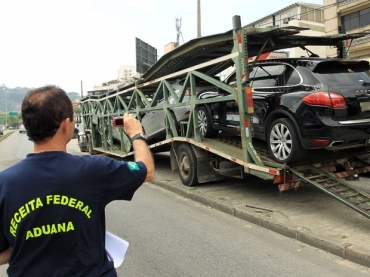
[74,106,81,114]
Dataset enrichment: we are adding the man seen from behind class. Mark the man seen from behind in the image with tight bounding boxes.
[0,85,154,276]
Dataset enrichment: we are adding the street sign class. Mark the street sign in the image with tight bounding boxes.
[8,112,18,116]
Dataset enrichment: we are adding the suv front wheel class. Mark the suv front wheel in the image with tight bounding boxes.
[267,118,307,164]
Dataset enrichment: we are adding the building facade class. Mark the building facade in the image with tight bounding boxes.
[246,2,324,28]
[245,2,326,58]
[164,42,177,54]
[324,0,370,60]
[118,65,139,85]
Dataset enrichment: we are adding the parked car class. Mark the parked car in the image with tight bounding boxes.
[196,58,370,164]
[19,125,26,133]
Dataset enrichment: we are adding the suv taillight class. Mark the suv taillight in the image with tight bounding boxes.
[302,92,347,109]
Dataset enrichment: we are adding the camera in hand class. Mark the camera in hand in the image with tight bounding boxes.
[112,117,124,127]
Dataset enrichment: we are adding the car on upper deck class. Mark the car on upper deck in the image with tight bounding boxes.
[196,58,370,163]
[139,76,218,144]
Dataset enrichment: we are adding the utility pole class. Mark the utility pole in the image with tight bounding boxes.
[197,0,201,38]
[5,99,7,129]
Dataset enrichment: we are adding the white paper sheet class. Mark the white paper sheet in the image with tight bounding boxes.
[105,231,129,268]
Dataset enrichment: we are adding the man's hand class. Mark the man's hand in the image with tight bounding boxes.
[122,113,154,182]
[123,113,143,138]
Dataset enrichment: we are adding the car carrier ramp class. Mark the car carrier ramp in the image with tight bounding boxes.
[289,164,370,219]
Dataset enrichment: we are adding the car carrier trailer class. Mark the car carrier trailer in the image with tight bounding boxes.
[78,16,370,219]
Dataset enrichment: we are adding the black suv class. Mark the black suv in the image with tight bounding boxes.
[197,58,370,163]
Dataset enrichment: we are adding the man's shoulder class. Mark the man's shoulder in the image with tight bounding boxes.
[0,159,24,177]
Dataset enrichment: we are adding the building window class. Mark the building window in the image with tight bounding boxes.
[341,8,370,32]
[300,6,323,23]
[278,8,299,24]
[360,8,370,26]
[337,0,356,7]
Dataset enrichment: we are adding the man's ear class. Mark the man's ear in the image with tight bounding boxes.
[61,118,71,134]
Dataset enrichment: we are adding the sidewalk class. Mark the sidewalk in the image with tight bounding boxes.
[67,139,370,268]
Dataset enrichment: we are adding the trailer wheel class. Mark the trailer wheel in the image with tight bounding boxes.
[198,106,218,138]
[177,143,198,186]
[267,118,307,163]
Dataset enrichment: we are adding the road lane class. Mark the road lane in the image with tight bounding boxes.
[0,131,32,171]
[107,183,370,277]
[1,133,370,276]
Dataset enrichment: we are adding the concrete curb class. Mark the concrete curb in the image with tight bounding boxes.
[150,178,370,268]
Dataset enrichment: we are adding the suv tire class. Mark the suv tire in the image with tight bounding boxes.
[267,118,307,163]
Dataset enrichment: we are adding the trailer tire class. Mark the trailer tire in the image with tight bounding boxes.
[198,106,218,138]
[177,143,198,186]
[267,118,307,163]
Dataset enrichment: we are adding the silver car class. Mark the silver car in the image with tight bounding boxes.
[141,88,190,142]
[141,77,219,143]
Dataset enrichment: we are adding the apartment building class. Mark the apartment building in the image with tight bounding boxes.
[118,65,139,85]
[245,2,326,58]
[324,0,370,60]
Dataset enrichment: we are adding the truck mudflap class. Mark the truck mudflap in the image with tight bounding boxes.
[288,164,370,219]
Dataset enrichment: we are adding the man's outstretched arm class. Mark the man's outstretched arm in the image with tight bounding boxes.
[123,113,154,182]
[132,138,154,182]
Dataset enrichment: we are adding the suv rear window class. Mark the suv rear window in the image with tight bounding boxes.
[311,60,370,86]
[312,60,369,73]
[315,71,370,87]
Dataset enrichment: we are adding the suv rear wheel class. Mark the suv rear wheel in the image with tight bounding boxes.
[267,118,307,163]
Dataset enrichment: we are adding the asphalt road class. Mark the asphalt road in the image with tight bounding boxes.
[108,184,370,277]
[1,133,370,276]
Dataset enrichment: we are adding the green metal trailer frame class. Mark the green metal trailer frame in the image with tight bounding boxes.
[78,20,370,218]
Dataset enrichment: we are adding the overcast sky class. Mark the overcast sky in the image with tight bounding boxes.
[0,0,323,95]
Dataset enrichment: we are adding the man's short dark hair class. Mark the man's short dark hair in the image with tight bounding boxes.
[22,85,74,142]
